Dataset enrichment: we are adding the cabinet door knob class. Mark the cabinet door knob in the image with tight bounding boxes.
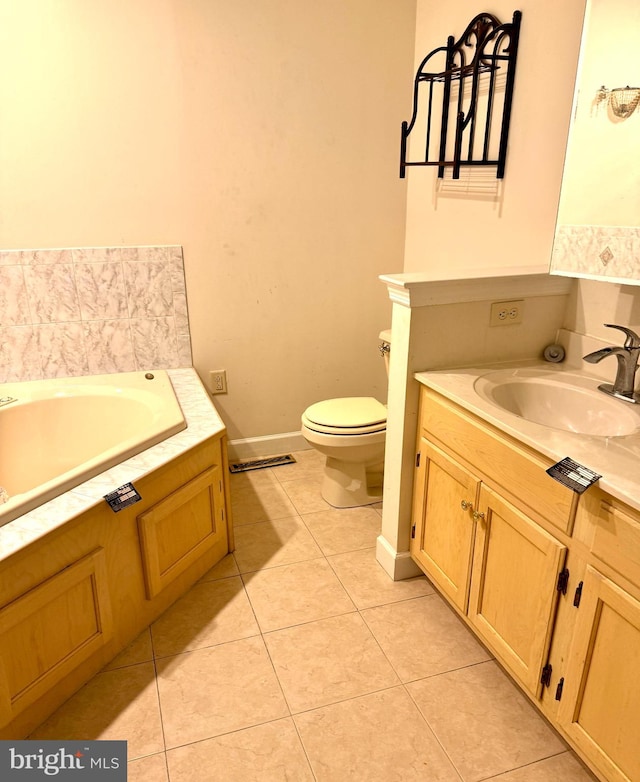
[460,500,472,511]
[473,510,486,521]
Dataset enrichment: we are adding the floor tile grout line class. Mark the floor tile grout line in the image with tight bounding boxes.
[289,718,320,781]
[400,679,467,782]
[231,512,300,529]
[148,629,171,768]
[255,616,297,725]
[161,716,303,756]
[236,552,327,577]
[287,682,408,720]
[473,749,578,782]
[256,606,360,636]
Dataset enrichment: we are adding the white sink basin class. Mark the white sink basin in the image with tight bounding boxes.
[473,368,640,437]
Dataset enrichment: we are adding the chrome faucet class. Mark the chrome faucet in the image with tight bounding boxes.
[583,324,640,403]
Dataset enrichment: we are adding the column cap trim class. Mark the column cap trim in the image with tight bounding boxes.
[380,269,573,308]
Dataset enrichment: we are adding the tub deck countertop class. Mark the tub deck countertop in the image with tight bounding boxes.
[0,369,225,564]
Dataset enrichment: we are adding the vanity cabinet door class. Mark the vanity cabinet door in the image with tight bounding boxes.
[468,485,567,696]
[411,439,480,612]
[557,566,640,782]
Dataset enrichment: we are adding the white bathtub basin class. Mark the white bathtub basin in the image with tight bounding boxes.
[0,371,186,526]
[473,367,640,437]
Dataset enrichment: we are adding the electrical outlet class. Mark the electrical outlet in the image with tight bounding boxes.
[209,369,227,394]
[490,299,524,326]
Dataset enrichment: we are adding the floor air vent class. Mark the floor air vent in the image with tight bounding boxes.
[229,454,297,473]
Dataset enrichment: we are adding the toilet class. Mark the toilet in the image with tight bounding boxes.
[301,330,391,508]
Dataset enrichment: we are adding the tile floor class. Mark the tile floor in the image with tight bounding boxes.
[31,449,598,781]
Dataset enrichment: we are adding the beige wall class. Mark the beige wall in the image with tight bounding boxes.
[403,0,587,274]
[565,280,640,340]
[0,0,416,440]
[557,0,640,226]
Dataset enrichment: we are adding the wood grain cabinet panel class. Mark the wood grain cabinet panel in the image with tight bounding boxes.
[558,566,640,782]
[137,464,226,599]
[0,549,112,725]
[419,388,576,534]
[469,485,566,696]
[411,389,570,696]
[591,499,640,591]
[411,439,480,612]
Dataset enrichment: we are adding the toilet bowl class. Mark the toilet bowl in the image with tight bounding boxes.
[301,330,391,508]
[301,396,387,507]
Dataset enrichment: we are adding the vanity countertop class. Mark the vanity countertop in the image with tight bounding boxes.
[415,360,640,513]
[0,368,225,563]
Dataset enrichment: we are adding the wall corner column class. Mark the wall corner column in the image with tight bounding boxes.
[376,277,423,581]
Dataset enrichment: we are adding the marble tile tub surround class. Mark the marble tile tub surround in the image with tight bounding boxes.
[0,246,192,382]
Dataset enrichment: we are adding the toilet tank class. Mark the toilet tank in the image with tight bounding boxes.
[379,329,391,376]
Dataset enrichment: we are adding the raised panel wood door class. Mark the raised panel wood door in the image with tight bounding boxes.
[137,464,227,600]
[0,549,113,727]
[558,566,640,782]
[411,438,480,612]
[468,485,566,695]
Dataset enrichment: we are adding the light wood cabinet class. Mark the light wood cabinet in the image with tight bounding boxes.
[0,432,232,739]
[0,549,113,728]
[411,397,569,697]
[551,490,640,782]
[138,463,227,599]
[412,385,640,782]
[411,438,479,612]
[557,566,640,782]
[468,485,566,696]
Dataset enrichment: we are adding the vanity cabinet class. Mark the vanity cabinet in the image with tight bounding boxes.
[468,484,566,696]
[554,490,640,782]
[412,385,640,782]
[410,439,478,613]
[411,390,572,696]
[0,432,232,739]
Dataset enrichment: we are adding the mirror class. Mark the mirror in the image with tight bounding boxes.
[550,0,640,284]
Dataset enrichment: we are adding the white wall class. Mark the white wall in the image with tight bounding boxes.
[0,0,416,441]
[558,0,640,226]
[403,0,587,274]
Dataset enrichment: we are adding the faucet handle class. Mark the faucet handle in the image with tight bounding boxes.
[604,324,640,349]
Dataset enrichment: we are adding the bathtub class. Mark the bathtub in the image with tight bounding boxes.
[0,370,186,527]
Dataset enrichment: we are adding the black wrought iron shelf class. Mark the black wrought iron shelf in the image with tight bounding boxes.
[400,11,522,180]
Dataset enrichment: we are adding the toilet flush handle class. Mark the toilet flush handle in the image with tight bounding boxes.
[379,341,390,357]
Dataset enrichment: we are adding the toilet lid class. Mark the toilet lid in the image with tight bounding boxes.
[303,397,387,429]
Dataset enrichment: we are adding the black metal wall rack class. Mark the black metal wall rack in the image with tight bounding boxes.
[400,11,522,180]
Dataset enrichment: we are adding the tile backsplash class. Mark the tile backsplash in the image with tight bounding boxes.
[551,225,640,281]
[0,246,192,382]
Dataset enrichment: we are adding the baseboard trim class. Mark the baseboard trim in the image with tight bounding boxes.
[228,431,310,461]
[376,535,422,581]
